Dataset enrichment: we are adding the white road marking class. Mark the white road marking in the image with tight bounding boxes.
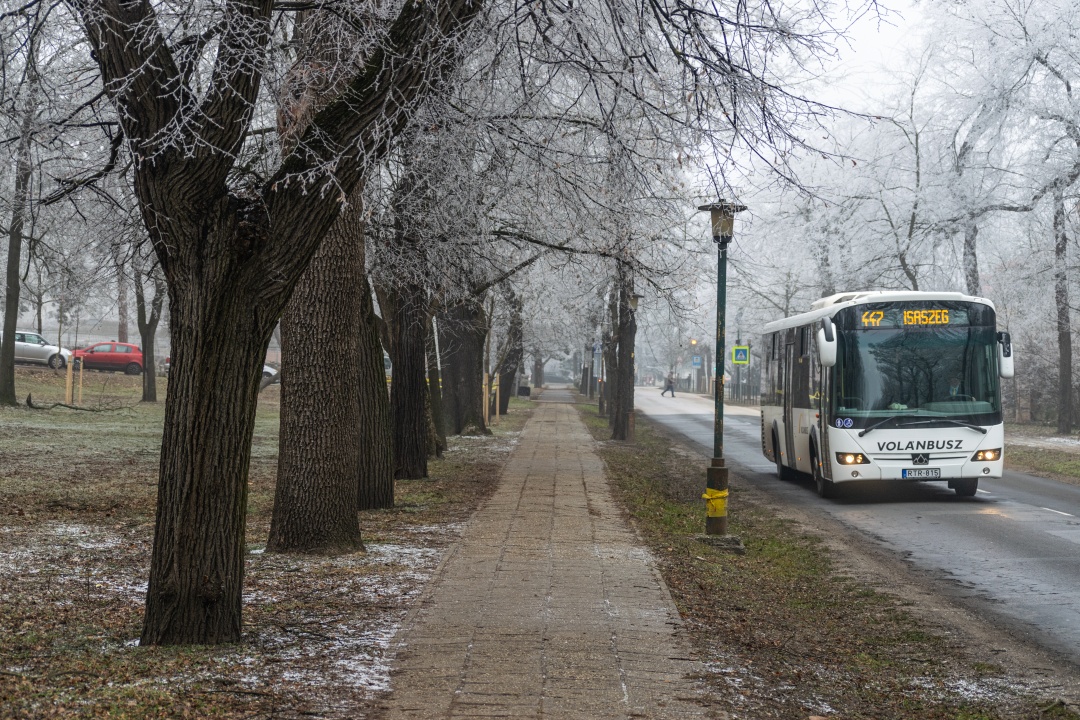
[1041,507,1075,517]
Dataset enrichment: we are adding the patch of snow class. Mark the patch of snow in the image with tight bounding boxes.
[909,674,1037,703]
[366,543,441,570]
[51,523,121,550]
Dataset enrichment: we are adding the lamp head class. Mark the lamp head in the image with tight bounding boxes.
[697,201,747,243]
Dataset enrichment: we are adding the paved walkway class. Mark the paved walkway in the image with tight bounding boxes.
[376,389,710,719]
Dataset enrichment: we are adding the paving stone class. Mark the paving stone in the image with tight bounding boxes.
[378,390,710,719]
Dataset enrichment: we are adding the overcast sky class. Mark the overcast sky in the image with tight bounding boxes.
[826,0,924,111]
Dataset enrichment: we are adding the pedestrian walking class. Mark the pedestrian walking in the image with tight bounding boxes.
[661,372,676,397]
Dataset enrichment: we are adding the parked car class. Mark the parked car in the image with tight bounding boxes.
[72,342,144,375]
[164,356,278,382]
[3,330,71,369]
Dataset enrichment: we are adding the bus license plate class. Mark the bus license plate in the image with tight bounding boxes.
[903,468,940,479]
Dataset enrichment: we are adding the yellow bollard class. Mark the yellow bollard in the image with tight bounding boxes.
[702,487,728,521]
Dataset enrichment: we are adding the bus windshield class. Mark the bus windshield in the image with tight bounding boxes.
[831,323,1001,427]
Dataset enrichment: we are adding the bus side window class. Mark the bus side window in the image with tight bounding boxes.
[776,331,787,405]
[792,327,811,408]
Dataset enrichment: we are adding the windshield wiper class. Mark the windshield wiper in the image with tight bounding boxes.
[857,416,901,437]
[896,418,988,434]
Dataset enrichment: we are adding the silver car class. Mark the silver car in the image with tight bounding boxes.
[5,330,72,369]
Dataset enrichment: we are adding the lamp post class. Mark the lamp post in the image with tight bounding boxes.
[689,338,698,392]
[697,201,746,543]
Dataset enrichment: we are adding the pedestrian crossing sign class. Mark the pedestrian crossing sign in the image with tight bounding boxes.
[732,346,750,365]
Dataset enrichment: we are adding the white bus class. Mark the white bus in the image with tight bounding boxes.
[760,291,1014,498]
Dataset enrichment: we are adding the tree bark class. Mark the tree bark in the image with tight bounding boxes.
[133,260,165,403]
[381,276,431,479]
[961,220,981,296]
[611,265,637,441]
[269,209,365,555]
[426,319,448,455]
[440,297,489,435]
[1053,188,1073,435]
[116,251,130,344]
[533,350,544,388]
[497,290,523,415]
[0,41,38,407]
[357,267,395,510]
[142,253,279,645]
[605,285,620,429]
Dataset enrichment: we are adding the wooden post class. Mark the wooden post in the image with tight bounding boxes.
[494,373,500,424]
[65,358,74,404]
[483,372,489,426]
[77,361,84,405]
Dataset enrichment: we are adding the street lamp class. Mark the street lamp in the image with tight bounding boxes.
[689,338,699,392]
[697,201,746,546]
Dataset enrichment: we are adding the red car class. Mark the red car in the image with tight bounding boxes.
[73,342,144,375]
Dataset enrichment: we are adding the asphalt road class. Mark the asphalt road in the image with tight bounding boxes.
[634,387,1080,667]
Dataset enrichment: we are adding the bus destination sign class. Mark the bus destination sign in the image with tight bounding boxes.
[857,304,971,329]
[902,308,949,326]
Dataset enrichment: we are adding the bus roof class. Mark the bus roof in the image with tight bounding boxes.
[762,290,996,333]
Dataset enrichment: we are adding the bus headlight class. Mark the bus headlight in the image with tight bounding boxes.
[972,448,1001,462]
[835,452,869,465]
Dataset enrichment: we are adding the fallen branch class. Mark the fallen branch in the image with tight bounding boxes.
[25,394,127,412]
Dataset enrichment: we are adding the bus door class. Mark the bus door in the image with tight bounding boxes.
[783,332,797,469]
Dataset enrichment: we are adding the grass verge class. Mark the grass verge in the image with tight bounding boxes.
[1005,447,1080,486]
[1004,422,1080,485]
[0,366,534,718]
[577,404,1079,720]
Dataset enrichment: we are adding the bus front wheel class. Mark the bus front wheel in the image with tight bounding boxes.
[952,479,978,497]
[812,449,837,499]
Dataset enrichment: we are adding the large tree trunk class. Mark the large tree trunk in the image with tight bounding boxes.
[426,320,448,455]
[532,351,544,388]
[357,268,394,510]
[134,261,165,403]
[268,211,365,555]
[0,47,37,407]
[611,265,637,441]
[440,297,488,435]
[1053,188,1073,436]
[605,285,620,429]
[116,252,130,344]
[142,237,281,645]
[382,277,430,479]
[497,290,523,416]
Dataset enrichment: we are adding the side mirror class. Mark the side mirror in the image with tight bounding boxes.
[997,331,1014,379]
[817,317,837,368]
